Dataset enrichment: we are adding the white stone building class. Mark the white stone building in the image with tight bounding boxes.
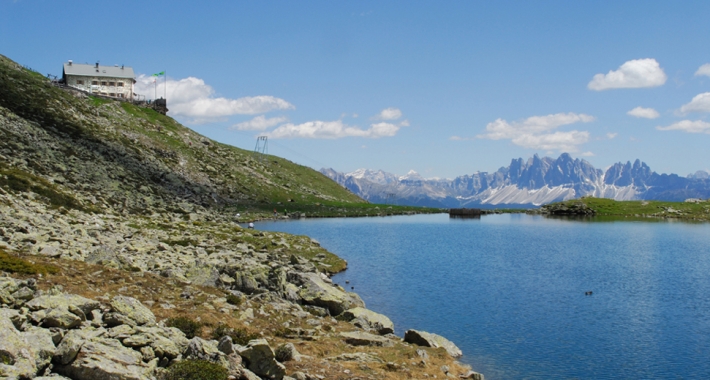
[62,61,136,100]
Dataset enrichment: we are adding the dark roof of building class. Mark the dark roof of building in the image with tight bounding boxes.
[63,62,135,79]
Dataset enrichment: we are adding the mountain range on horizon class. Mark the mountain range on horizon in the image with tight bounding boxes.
[321,153,710,208]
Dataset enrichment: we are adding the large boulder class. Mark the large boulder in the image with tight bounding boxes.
[340,307,394,335]
[404,330,462,358]
[26,294,101,316]
[290,272,365,316]
[238,339,286,380]
[55,337,157,380]
[120,326,189,360]
[42,306,83,329]
[0,316,56,378]
[109,296,156,326]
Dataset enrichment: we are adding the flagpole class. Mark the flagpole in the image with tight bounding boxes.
[164,71,166,102]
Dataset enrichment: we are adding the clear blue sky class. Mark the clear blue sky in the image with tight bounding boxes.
[3,1,710,178]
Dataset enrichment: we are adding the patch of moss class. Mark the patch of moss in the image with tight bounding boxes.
[88,96,112,107]
[165,316,203,339]
[212,323,258,346]
[0,351,14,365]
[161,359,228,380]
[0,249,58,275]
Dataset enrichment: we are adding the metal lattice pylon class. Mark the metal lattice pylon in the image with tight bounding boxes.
[254,136,268,163]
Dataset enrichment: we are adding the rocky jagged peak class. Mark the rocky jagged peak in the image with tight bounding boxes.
[399,170,424,182]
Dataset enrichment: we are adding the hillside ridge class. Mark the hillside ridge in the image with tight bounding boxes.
[0,54,476,379]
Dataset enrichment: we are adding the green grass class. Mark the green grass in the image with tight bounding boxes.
[0,248,58,275]
[546,197,710,221]
[88,96,112,107]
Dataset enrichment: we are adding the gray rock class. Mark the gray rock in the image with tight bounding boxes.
[329,352,384,363]
[291,272,365,315]
[217,335,235,355]
[121,326,189,361]
[238,339,286,380]
[42,306,82,329]
[55,337,156,380]
[461,370,485,379]
[109,296,155,326]
[0,307,26,330]
[11,286,35,301]
[26,294,101,316]
[103,311,137,327]
[339,331,394,347]
[404,329,463,358]
[274,342,300,362]
[54,330,90,365]
[340,307,394,335]
[184,337,224,364]
[240,367,263,380]
[0,316,55,379]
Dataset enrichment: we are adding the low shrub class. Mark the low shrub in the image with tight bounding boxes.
[165,317,203,339]
[161,359,227,380]
[225,294,241,306]
[212,323,258,346]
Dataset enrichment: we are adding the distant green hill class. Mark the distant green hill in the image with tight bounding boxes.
[0,54,376,217]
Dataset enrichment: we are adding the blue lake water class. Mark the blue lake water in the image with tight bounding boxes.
[258,213,710,379]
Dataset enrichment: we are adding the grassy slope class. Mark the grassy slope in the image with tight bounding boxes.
[547,197,710,221]
[0,54,439,218]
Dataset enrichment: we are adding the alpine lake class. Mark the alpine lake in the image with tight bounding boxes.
[257,213,710,379]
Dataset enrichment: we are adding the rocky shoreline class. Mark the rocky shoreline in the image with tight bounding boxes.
[1,191,483,379]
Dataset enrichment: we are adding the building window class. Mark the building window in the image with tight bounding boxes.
[76,80,84,85]
[109,82,115,86]
[92,81,98,86]
[117,94,124,98]
[101,81,107,86]
[117,82,124,87]
[109,93,116,97]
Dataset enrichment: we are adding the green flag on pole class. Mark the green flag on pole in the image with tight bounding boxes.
[152,71,165,77]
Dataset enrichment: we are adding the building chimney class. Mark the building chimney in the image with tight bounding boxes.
[68,60,73,66]
[95,62,99,68]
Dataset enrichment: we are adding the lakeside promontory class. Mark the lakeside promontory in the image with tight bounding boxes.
[0,54,481,379]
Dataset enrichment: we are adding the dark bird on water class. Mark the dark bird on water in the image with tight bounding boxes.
[585,291,593,296]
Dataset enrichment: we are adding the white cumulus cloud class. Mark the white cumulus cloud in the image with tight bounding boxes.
[587,58,667,91]
[627,106,660,119]
[374,107,403,120]
[134,75,294,121]
[695,64,710,78]
[512,130,590,152]
[477,112,595,152]
[265,120,401,139]
[680,92,710,113]
[656,120,710,134]
[231,115,288,131]
[606,132,618,139]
